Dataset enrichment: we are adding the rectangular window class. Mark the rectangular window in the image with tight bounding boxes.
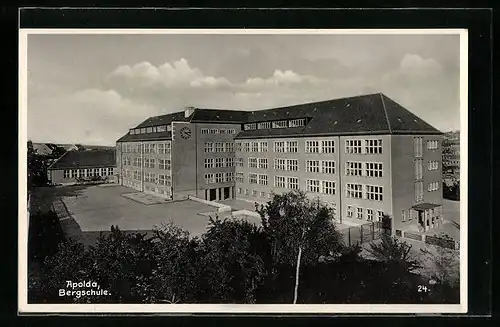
[415,159,423,180]
[428,161,439,171]
[289,118,306,128]
[236,142,242,152]
[146,127,153,133]
[427,140,439,150]
[252,190,257,197]
[306,160,320,173]
[165,159,171,170]
[347,205,353,218]
[307,179,320,193]
[243,142,250,152]
[130,129,135,135]
[321,160,336,174]
[274,176,286,188]
[260,191,266,198]
[210,128,219,134]
[226,157,234,167]
[236,157,244,167]
[158,174,166,185]
[248,157,258,168]
[428,181,440,192]
[346,161,363,176]
[414,137,423,157]
[402,209,407,222]
[259,141,268,152]
[244,123,257,130]
[365,162,383,178]
[94,168,100,176]
[215,142,224,152]
[79,169,86,177]
[237,188,242,194]
[249,173,258,184]
[157,143,165,154]
[287,141,298,153]
[274,158,286,171]
[204,158,214,169]
[367,209,374,221]
[272,120,288,128]
[226,172,234,182]
[365,139,383,154]
[287,159,299,172]
[345,139,362,154]
[205,173,215,184]
[258,122,272,129]
[64,170,70,178]
[258,158,268,169]
[377,211,384,222]
[219,129,226,134]
[305,140,320,153]
[287,177,299,190]
[321,140,335,154]
[346,183,363,199]
[201,128,209,134]
[158,125,167,132]
[236,172,244,183]
[356,207,364,220]
[251,141,259,152]
[204,142,214,153]
[244,189,249,195]
[414,181,424,202]
[366,185,383,201]
[274,141,286,153]
[321,180,336,195]
[215,173,224,183]
[215,158,225,168]
[225,142,234,152]
[258,174,268,186]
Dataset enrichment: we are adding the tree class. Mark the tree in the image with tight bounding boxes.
[27,140,49,189]
[256,190,343,304]
[366,232,420,273]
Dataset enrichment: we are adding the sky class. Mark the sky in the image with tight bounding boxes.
[26,32,462,146]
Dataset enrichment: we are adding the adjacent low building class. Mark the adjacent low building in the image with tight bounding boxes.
[116,93,444,233]
[47,149,116,185]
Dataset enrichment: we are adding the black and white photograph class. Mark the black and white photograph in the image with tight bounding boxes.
[19,29,467,313]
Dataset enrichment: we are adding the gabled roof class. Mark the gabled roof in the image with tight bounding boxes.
[48,149,116,170]
[116,93,442,143]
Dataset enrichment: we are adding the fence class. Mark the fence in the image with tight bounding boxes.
[340,221,385,247]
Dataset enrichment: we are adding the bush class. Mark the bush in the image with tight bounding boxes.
[28,211,65,262]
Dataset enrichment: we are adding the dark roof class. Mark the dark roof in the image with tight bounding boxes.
[412,203,441,211]
[48,149,116,170]
[116,93,442,142]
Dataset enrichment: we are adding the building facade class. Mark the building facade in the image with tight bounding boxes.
[116,93,443,232]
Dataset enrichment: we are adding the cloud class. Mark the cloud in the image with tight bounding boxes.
[245,69,326,89]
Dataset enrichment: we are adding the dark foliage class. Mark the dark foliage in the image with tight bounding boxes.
[28,210,65,262]
[443,181,460,201]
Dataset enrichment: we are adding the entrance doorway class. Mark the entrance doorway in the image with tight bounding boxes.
[209,189,217,201]
[223,187,230,200]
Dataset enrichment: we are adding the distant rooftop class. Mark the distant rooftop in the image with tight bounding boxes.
[48,149,116,170]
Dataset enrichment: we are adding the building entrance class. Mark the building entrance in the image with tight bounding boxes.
[209,189,217,201]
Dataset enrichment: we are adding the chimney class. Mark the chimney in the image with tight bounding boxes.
[184,106,195,118]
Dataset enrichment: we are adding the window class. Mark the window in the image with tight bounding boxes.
[215,158,225,168]
[306,160,320,173]
[130,129,135,135]
[146,127,153,133]
[225,142,234,152]
[236,172,244,183]
[321,140,335,153]
[258,174,268,185]
[365,139,383,154]
[414,137,423,157]
[166,125,172,132]
[244,123,257,130]
[274,158,286,171]
[415,159,423,180]
[347,205,353,218]
[226,157,234,167]
[236,142,242,152]
[346,161,363,176]
[140,128,146,134]
[367,209,374,221]
[252,190,258,197]
[158,125,167,132]
[249,173,258,184]
[79,169,86,177]
[428,181,440,192]
[210,128,219,134]
[428,161,439,171]
[260,191,266,198]
[272,120,288,128]
[259,141,268,152]
[321,160,335,174]
[274,176,286,188]
[287,141,298,153]
[356,207,364,220]
[157,143,165,154]
[287,159,299,172]
[345,139,362,154]
[251,141,259,152]
[158,174,166,185]
[228,129,236,134]
[226,172,234,182]
[201,128,209,134]
[258,158,268,169]
[307,179,320,193]
[365,162,383,177]
[258,122,272,129]
[366,185,383,201]
[321,180,336,195]
[238,188,242,194]
[427,140,439,150]
[245,189,249,195]
[64,170,70,178]
[248,157,258,168]
[204,158,214,168]
[346,183,363,199]
[287,177,299,190]
[204,142,214,153]
[305,140,319,153]
[205,173,215,184]
[274,141,286,153]
[402,209,407,222]
[219,129,226,134]
[236,157,244,167]
[215,142,224,152]
[377,210,384,222]
[215,173,224,183]
[415,181,424,202]
[289,118,306,127]
[243,142,250,152]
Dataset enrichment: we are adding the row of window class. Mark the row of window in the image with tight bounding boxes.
[234,139,380,154]
[204,142,235,153]
[200,128,237,135]
[237,188,273,199]
[63,167,114,179]
[244,118,306,131]
[121,142,172,154]
[205,172,235,184]
[144,185,172,197]
[427,140,439,150]
[122,157,172,170]
[248,173,269,185]
[345,161,383,177]
[345,139,382,154]
[204,157,235,168]
[428,161,439,171]
[345,183,384,201]
[428,181,440,192]
[129,125,170,135]
[122,170,172,187]
[347,206,384,222]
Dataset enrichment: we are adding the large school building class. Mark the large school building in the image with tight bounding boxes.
[116,93,443,232]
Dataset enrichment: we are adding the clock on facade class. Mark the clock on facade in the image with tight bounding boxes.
[180,127,192,139]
